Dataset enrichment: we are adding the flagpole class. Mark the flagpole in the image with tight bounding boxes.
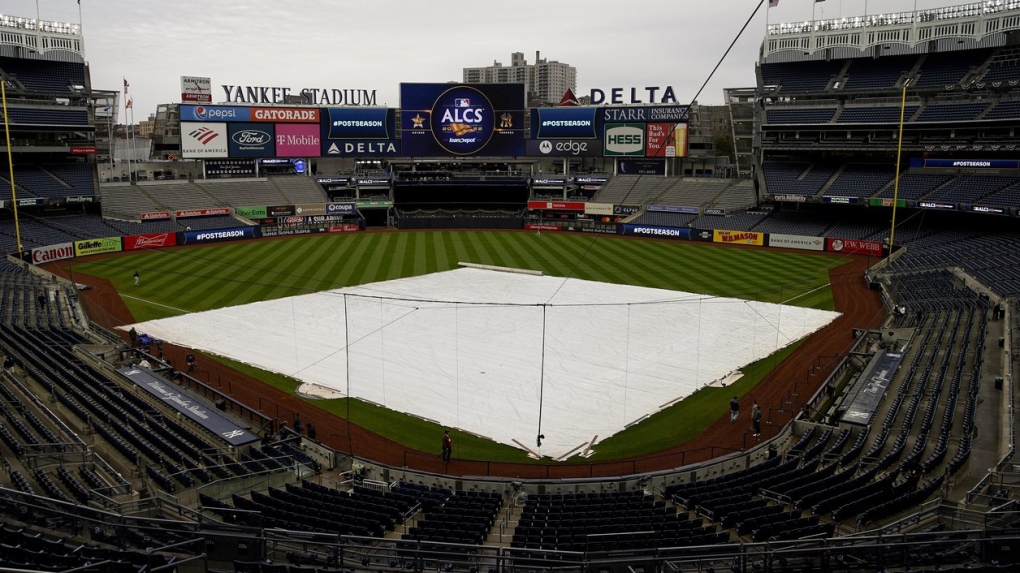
[77,0,85,59]
[35,0,43,54]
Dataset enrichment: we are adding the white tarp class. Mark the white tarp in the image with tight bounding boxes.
[131,268,839,459]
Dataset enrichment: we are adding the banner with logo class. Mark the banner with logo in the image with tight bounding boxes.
[584,203,615,216]
[530,107,599,139]
[767,234,824,251]
[323,139,400,156]
[328,224,361,233]
[601,105,689,123]
[178,227,258,245]
[621,225,691,239]
[918,158,1020,169]
[713,230,764,246]
[251,107,319,123]
[182,122,229,158]
[176,208,231,218]
[140,211,171,220]
[645,122,688,158]
[619,159,665,175]
[69,146,97,155]
[275,123,321,157]
[823,196,859,205]
[400,83,526,157]
[704,208,725,216]
[648,205,699,214]
[234,206,267,218]
[614,205,641,215]
[527,201,585,211]
[970,205,1009,215]
[225,123,275,158]
[526,224,561,232]
[267,205,296,217]
[180,105,251,122]
[124,232,178,251]
[826,238,883,257]
[869,197,907,208]
[604,123,645,156]
[31,242,75,264]
[915,201,957,211]
[294,203,326,216]
[181,76,212,103]
[691,229,714,242]
[525,139,603,157]
[326,202,357,215]
[74,237,122,257]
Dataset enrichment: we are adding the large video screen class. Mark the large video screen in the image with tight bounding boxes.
[400,83,525,157]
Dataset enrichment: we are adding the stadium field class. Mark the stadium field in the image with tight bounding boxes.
[69,230,845,463]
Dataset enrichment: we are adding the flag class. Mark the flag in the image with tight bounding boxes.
[125,97,132,110]
[768,0,779,7]
[123,78,129,94]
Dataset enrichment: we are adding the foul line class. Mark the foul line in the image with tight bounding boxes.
[782,283,831,305]
[120,294,194,316]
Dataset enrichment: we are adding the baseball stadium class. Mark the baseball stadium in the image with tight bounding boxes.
[1,2,1020,572]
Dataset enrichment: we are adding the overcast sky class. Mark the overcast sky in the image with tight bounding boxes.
[15,0,968,117]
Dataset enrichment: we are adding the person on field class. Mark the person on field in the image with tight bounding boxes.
[730,396,739,422]
[133,271,140,286]
[441,430,452,463]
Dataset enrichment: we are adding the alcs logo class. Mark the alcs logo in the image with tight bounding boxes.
[432,86,493,155]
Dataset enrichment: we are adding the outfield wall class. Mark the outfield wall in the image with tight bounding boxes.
[27,216,888,267]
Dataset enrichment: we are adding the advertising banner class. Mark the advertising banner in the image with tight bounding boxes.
[251,107,319,123]
[328,224,361,233]
[181,76,212,103]
[400,83,526,157]
[584,203,615,216]
[645,122,680,158]
[869,197,907,208]
[317,177,350,185]
[326,202,357,215]
[621,225,691,240]
[525,139,603,157]
[704,208,725,216]
[775,194,807,203]
[234,206,267,219]
[294,203,326,216]
[713,230,764,246]
[267,205,296,217]
[691,228,715,242]
[767,234,824,251]
[648,205,699,214]
[527,201,586,211]
[601,105,689,122]
[322,139,400,156]
[530,107,599,139]
[604,123,645,156]
[31,242,75,264]
[140,211,171,220]
[178,227,258,245]
[823,196,859,205]
[526,224,561,231]
[275,123,321,157]
[124,232,178,251]
[180,105,251,122]
[74,237,122,257]
[227,123,275,158]
[614,205,641,215]
[176,208,231,218]
[69,146,97,155]
[826,238,883,257]
[574,175,608,184]
[182,122,229,158]
[619,159,664,175]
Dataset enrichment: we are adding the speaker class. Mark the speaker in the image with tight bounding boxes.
[215,399,227,411]
[996,377,1004,390]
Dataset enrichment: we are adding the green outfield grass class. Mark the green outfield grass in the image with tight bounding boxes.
[73,230,843,462]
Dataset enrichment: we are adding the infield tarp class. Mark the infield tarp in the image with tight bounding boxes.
[131,268,839,459]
